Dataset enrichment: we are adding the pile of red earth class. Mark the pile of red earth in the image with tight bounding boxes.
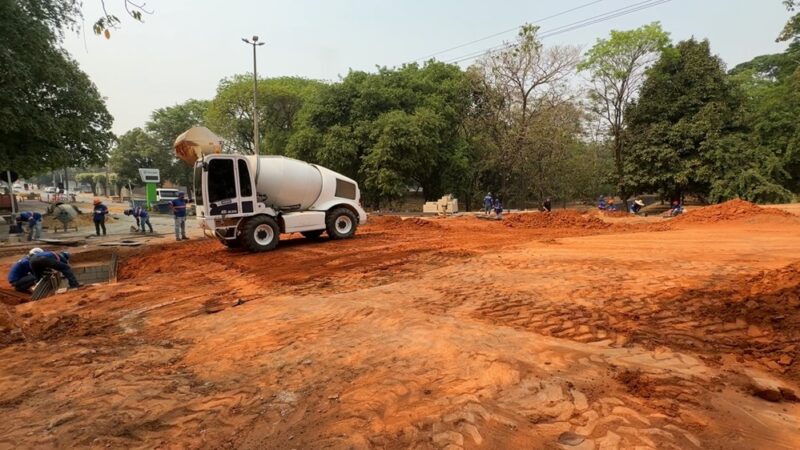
[367,216,442,230]
[503,210,610,229]
[640,260,800,378]
[673,199,795,224]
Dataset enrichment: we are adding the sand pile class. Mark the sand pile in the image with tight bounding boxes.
[504,210,610,229]
[673,199,794,224]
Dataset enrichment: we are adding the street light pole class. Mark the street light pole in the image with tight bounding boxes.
[242,35,265,155]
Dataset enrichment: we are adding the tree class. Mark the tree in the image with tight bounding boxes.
[93,173,108,196]
[109,128,168,186]
[76,173,97,195]
[1,0,115,176]
[146,99,209,195]
[205,76,323,155]
[623,39,792,203]
[578,22,670,201]
[471,25,583,207]
[287,62,472,207]
[778,0,799,43]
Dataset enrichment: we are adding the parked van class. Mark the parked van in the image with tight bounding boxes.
[156,188,180,202]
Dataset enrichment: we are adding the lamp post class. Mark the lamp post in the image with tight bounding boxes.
[242,35,265,155]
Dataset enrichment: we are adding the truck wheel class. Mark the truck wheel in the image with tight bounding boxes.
[326,208,357,240]
[242,216,280,252]
[301,230,324,239]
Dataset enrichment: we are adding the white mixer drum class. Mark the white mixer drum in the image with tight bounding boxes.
[250,156,323,211]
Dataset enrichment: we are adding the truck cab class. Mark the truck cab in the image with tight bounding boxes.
[194,154,367,252]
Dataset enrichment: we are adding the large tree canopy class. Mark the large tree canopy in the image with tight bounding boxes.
[624,39,793,203]
[578,22,670,200]
[0,0,114,176]
[286,61,472,206]
[109,128,167,186]
[146,99,210,194]
[205,76,324,155]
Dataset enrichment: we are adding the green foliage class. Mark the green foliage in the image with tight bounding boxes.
[0,0,114,176]
[469,25,585,208]
[778,0,799,43]
[287,62,472,206]
[146,99,210,194]
[76,173,97,194]
[109,128,167,186]
[578,22,670,198]
[205,76,324,155]
[624,38,792,203]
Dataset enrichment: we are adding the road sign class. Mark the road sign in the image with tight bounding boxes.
[138,168,160,183]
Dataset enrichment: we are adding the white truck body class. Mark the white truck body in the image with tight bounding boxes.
[193,153,366,252]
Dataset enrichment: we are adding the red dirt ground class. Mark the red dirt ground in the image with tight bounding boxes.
[1,200,800,449]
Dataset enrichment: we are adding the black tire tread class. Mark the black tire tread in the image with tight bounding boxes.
[241,216,280,252]
[326,208,358,240]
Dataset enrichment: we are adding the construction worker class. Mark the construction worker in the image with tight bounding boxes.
[17,211,43,241]
[7,253,36,293]
[493,197,503,219]
[92,198,109,236]
[170,192,191,241]
[630,199,645,214]
[483,192,494,216]
[542,197,552,212]
[29,250,80,289]
[124,206,153,233]
[598,195,607,210]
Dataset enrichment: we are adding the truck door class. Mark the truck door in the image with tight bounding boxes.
[206,158,239,216]
[236,158,256,214]
[205,157,256,217]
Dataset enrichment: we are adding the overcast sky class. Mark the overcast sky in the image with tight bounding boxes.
[63,0,792,136]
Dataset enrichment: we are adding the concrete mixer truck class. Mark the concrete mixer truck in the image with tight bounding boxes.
[174,127,367,252]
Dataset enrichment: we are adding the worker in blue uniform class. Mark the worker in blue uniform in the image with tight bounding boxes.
[29,250,80,289]
[169,192,191,241]
[124,206,153,233]
[17,211,43,241]
[7,255,36,293]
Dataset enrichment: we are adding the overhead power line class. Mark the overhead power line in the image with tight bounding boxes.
[414,0,604,62]
[442,0,672,65]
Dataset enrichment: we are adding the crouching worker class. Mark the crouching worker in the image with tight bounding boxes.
[7,253,36,293]
[124,206,153,233]
[29,250,80,289]
[17,211,43,241]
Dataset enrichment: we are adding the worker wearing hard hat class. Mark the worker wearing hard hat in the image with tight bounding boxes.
[169,192,192,241]
[92,198,109,236]
[6,248,42,293]
[16,211,43,241]
[29,249,80,289]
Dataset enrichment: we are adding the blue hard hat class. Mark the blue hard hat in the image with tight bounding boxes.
[60,252,70,261]
[178,191,186,197]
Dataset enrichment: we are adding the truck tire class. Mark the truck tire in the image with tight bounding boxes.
[326,208,357,240]
[301,230,324,239]
[242,216,280,252]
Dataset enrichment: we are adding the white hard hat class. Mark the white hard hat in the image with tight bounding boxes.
[29,247,44,256]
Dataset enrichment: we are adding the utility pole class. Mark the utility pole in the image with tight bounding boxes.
[242,35,265,155]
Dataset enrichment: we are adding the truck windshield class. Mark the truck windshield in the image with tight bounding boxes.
[193,163,203,206]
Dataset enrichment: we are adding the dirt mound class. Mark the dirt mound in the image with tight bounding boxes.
[672,199,795,224]
[638,260,800,377]
[504,210,610,229]
[367,216,442,230]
